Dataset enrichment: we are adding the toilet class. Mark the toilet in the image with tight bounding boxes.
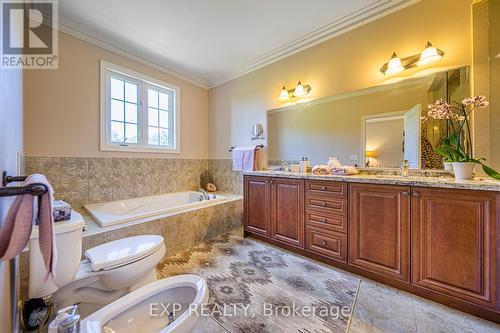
[29,212,208,331]
[29,212,166,314]
[81,274,208,333]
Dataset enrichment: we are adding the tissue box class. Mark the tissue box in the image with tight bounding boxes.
[53,200,72,222]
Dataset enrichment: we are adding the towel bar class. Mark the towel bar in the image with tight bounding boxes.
[0,171,48,197]
[228,144,264,152]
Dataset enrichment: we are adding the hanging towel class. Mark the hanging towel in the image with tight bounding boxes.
[0,174,56,279]
[232,146,258,172]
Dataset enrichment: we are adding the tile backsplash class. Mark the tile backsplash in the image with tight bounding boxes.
[208,159,243,194]
[25,156,246,212]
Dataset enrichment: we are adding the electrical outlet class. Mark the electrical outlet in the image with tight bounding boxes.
[350,155,358,161]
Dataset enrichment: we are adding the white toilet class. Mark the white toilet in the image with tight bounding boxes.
[29,212,208,332]
[29,212,166,314]
[81,274,208,333]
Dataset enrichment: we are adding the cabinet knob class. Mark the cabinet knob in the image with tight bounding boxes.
[321,240,327,246]
[402,192,409,196]
[321,202,327,207]
[321,186,327,190]
[413,192,420,197]
[321,218,327,222]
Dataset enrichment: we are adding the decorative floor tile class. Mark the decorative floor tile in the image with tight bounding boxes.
[157,234,360,333]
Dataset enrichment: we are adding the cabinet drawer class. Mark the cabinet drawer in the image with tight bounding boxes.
[306,226,347,263]
[306,210,347,233]
[306,196,348,215]
[306,180,347,198]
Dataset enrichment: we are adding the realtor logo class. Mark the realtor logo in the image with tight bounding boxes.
[1,0,58,69]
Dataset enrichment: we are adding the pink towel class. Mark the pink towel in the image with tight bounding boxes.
[232,146,257,172]
[0,174,56,279]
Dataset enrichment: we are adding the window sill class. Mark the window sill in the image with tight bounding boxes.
[100,144,180,154]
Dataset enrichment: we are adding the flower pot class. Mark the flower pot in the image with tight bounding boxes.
[452,162,475,180]
[443,162,453,171]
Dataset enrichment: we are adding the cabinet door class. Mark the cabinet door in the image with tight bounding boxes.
[412,187,499,310]
[349,183,411,282]
[270,178,305,248]
[244,176,270,237]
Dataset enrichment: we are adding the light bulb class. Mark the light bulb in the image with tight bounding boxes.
[279,86,289,100]
[418,42,442,66]
[294,81,305,97]
[384,52,404,75]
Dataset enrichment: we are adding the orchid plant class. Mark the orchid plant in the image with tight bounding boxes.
[423,95,500,180]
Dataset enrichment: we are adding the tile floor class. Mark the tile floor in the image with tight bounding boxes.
[156,235,500,333]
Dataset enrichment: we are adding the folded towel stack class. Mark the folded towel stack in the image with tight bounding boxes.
[312,165,331,175]
[331,166,359,176]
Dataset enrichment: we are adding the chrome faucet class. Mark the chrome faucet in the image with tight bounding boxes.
[57,305,80,333]
[280,160,290,172]
[168,312,175,325]
[198,188,210,200]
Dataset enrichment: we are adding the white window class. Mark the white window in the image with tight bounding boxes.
[100,61,180,153]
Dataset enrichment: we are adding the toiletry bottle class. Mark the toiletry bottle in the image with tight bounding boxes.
[299,157,307,173]
[400,160,409,177]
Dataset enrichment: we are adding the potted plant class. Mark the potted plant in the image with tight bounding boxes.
[423,96,500,180]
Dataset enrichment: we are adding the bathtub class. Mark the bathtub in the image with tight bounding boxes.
[84,191,226,228]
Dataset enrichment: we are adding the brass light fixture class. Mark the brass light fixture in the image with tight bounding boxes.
[417,41,443,66]
[380,41,444,75]
[278,81,311,100]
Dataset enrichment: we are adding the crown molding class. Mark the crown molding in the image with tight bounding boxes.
[208,0,420,88]
[54,0,419,90]
[55,19,210,89]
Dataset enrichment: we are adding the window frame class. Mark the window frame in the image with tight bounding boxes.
[100,60,181,153]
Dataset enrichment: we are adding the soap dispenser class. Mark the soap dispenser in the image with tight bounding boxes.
[328,156,341,169]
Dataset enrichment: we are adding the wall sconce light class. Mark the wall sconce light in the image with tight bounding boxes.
[380,41,444,75]
[385,52,404,75]
[278,81,311,100]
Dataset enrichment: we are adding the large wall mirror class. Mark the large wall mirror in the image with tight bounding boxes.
[268,67,469,170]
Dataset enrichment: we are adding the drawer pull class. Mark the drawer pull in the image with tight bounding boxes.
[321,218,327,222]
[321,186,327,190]
[321,240,327,246]
[321,202,327,207]
[402,192,409,196]
[413,192,420,197]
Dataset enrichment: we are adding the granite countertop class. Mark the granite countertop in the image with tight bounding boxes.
[244,170,500,192]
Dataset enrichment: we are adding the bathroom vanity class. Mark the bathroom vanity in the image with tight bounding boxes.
[243,172,500,323]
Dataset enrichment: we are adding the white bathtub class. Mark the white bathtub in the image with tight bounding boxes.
[84,191,226,228]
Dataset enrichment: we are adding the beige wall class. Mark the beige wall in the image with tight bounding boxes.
[24,31,209,159]
[0,49,24,333]
[208,0,473,159]
[489,0,500,170]
[472,0,500,171]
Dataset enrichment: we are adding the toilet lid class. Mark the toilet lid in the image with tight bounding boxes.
[85,235,164,271]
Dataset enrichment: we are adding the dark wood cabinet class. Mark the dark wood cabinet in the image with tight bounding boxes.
[349,183,411,282]
[244,176,271,237]
[305,180,348,262]
[244,175,500,322]
[306,226,347,262]
[270,178,304,248]
[244,176,304,248]
[412,187,500,311]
